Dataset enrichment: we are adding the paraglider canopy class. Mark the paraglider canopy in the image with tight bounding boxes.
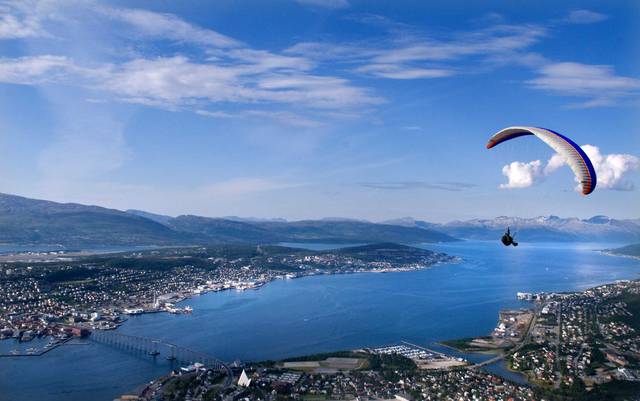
[486,126,597,195]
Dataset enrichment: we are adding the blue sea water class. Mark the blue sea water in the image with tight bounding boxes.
[1,241,639,401]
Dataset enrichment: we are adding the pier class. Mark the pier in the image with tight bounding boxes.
[0,337,73,358]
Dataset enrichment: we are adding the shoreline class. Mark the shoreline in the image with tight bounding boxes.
[601,250,640,260]
[1,256,461,345]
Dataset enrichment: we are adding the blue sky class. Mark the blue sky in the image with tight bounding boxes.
[0,0,638,222]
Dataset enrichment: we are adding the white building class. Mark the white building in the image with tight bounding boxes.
[238,370,251,387]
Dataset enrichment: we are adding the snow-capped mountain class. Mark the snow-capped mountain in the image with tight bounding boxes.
[383,216,640,243]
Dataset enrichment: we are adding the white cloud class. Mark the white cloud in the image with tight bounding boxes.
[583,145,640,190]
[566,10,608,24]
[100,6,241,48]
[0,1,381,114]
[544,152,565,175]
[0,55,75,84]
[500,160,544,189]
[245,110,322,128]
[286,24,547,80]
[528,62,640,107]
[501,145,640,191]
[354,64,453,79]
[0,9,47,39]
[295,0,349,9]
[197,108,323,128]
[0,53,379,112]
[96,56,379,109]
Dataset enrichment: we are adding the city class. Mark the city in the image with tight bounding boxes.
[0,1,639,400]
[117,281,640,401]
[0,244,454,345]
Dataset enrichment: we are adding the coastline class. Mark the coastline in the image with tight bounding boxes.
[4,242,640,401]
[601,250,640,260]
[1,255,462,346]
[166,256,462,312]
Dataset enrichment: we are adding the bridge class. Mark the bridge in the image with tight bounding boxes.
[90,330,233,386]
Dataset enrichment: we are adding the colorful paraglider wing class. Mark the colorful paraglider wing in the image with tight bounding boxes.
[486,126,597,195]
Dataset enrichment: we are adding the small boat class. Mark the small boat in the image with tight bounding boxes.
[184,306,193,313]
[166,355,176,361]
[149,350,160,356]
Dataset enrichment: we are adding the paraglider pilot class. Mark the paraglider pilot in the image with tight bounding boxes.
[501,227,518,247]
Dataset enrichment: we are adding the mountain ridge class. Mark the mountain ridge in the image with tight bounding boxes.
[383,215,640,243]
[0,193,456,247]
[1,192,637,247]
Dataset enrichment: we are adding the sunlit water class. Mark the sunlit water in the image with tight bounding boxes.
[1,241,639,401]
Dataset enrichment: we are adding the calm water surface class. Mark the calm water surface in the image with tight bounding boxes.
[1,241,639,401]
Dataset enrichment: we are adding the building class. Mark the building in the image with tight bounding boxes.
[238,370,251,387]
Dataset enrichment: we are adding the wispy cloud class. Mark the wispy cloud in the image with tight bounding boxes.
[527,62,640,108]
[0,55,92,84]
[197,109,323,128]
[361,181,476,192]
[565,9,608,24]
[197,178,302,198]
[0,1,49,39]
[354,64,453,79]
[295,0,349,9]
[0,7,381,112]
[100,6,242,49]
[286,23,547,80]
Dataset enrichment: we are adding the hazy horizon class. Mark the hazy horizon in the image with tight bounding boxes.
[2,190,638,224]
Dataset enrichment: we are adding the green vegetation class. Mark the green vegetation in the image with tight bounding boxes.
[42,267,98,283]
[582,380,640,401]
[281,350,364,362]
[367,353,418,382]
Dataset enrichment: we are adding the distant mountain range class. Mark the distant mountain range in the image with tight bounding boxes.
[384,215,640,243]
[0,193,638,248]
[0,193,455,247]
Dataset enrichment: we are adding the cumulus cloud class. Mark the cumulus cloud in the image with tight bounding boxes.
[501,145,640,191]
[547,145,640,191]
[500,160,544,189]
